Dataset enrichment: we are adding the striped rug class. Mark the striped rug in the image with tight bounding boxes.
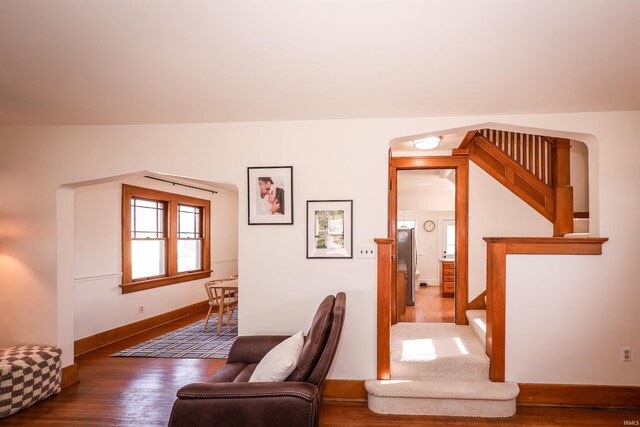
[111,312,237,359]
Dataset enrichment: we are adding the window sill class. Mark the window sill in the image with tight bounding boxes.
[121,270,212,294]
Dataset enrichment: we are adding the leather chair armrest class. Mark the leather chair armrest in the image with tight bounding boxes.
[169,382,320,427]
[176,381,318,401]
[227,335,290,365]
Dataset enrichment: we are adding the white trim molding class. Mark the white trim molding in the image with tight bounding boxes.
[74,260,237,285]
[74,272,122,284]
[211,258,238,266]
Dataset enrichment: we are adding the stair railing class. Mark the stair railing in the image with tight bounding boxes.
[479,129,555,187]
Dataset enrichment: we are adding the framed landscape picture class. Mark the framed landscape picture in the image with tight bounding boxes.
[306,200,353,259]
[247,166,293,225]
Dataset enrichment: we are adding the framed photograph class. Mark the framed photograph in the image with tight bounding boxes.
[306,200,353,259]
[247,166,294,225]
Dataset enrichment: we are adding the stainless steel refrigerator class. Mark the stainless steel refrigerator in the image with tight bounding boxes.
[397,227,417,306]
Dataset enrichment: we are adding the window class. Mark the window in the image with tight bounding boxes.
[443,219,455,258]
[122,185,211,293]
[131,198,166,280]
[177,204,202,273]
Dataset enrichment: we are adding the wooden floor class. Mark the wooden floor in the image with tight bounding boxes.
[399,285,455,323]
[1,311,638,426]
[320,401,640,426]
[0,312,226,427]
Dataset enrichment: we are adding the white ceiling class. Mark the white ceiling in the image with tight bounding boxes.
[392,132,467,155]
[1,0,639,126]
[397,169,455,195]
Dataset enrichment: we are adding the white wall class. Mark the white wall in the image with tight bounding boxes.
[398,192,455,211]
[398,210,454,284]
[73,176,238,340]
[506,255,636,385]
[1,111,639,385]
[398,164,552,300]
[571,140,590,213]
[468,163,553,300]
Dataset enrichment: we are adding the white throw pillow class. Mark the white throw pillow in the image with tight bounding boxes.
[249,331,305,382]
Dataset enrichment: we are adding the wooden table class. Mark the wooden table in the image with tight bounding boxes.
[205,279,238,335]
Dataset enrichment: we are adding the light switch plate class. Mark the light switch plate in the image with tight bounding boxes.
[357,245,376,259]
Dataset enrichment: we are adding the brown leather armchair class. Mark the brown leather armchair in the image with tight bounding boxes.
[168,292,346,427]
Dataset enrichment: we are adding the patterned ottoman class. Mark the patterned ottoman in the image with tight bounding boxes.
[0,346,62,418]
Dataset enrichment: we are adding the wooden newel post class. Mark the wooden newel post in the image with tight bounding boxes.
[551,138,574,237]
[375,238,394,380]
[485,240,506,382]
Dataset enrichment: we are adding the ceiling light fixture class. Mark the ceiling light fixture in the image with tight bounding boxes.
[413,136,441,150]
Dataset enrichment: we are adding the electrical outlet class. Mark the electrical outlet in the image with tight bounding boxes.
[357,245,376,259]
[622,347,631,362]
[138,306,144,314]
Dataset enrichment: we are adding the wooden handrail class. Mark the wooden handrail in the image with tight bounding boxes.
[457,129,574,236]
[479,129,557,186]
[468,290,487,310]
[463,133,555,221]
[484,237,608,382]
[375,238,394,380]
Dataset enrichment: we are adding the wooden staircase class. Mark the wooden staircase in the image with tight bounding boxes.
[453,129,574,236]
[371,129,606,411]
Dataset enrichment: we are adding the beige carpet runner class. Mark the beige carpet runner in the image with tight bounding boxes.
[365,313,519,418]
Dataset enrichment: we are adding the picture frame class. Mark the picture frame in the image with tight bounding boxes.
[306,200,353,259]
[247,166,294,225]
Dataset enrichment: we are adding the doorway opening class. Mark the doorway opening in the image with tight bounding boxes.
[396,169,456,323]
[388,155,469,328]
[60,170,239,360]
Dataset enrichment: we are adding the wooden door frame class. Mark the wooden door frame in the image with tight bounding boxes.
[388,155,469,326]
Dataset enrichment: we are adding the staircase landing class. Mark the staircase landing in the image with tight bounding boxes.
[366,315,519,418]
[390,322,488,380]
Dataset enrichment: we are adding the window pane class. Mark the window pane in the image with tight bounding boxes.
[135,205,160,234]
[446,224,456,255]
[134,199,161,209]
[179,205,197,214]
[134,232,162,239]
[131,198,164,238]
[178,239,202,272]
[131,240,166,279]
[178,204,201,239]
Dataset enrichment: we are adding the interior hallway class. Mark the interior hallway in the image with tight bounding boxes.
[399,286,455,323]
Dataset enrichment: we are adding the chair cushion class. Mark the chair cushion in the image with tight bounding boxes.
[208,363,247,383]
[208,363,257,383]
[233,365,256,382]
[286,295,334,382]
[249,331,304,382]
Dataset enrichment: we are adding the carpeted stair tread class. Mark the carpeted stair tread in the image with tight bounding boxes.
[466,310,487,350]
[368,322,519,418]
[391,323,488,380]
[365,378,519,401]
[366,378,519,417]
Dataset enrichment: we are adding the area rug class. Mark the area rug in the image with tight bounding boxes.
[111,312,237,359]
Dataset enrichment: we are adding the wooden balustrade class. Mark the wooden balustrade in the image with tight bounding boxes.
[456,129,574,236]
[479,129,556,186]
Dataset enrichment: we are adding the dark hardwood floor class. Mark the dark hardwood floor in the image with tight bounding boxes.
[1,311,638,426]
[0,312,225,427]
[321,401,639,426]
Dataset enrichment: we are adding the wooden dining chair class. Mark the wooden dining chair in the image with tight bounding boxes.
[203,279,238,335]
